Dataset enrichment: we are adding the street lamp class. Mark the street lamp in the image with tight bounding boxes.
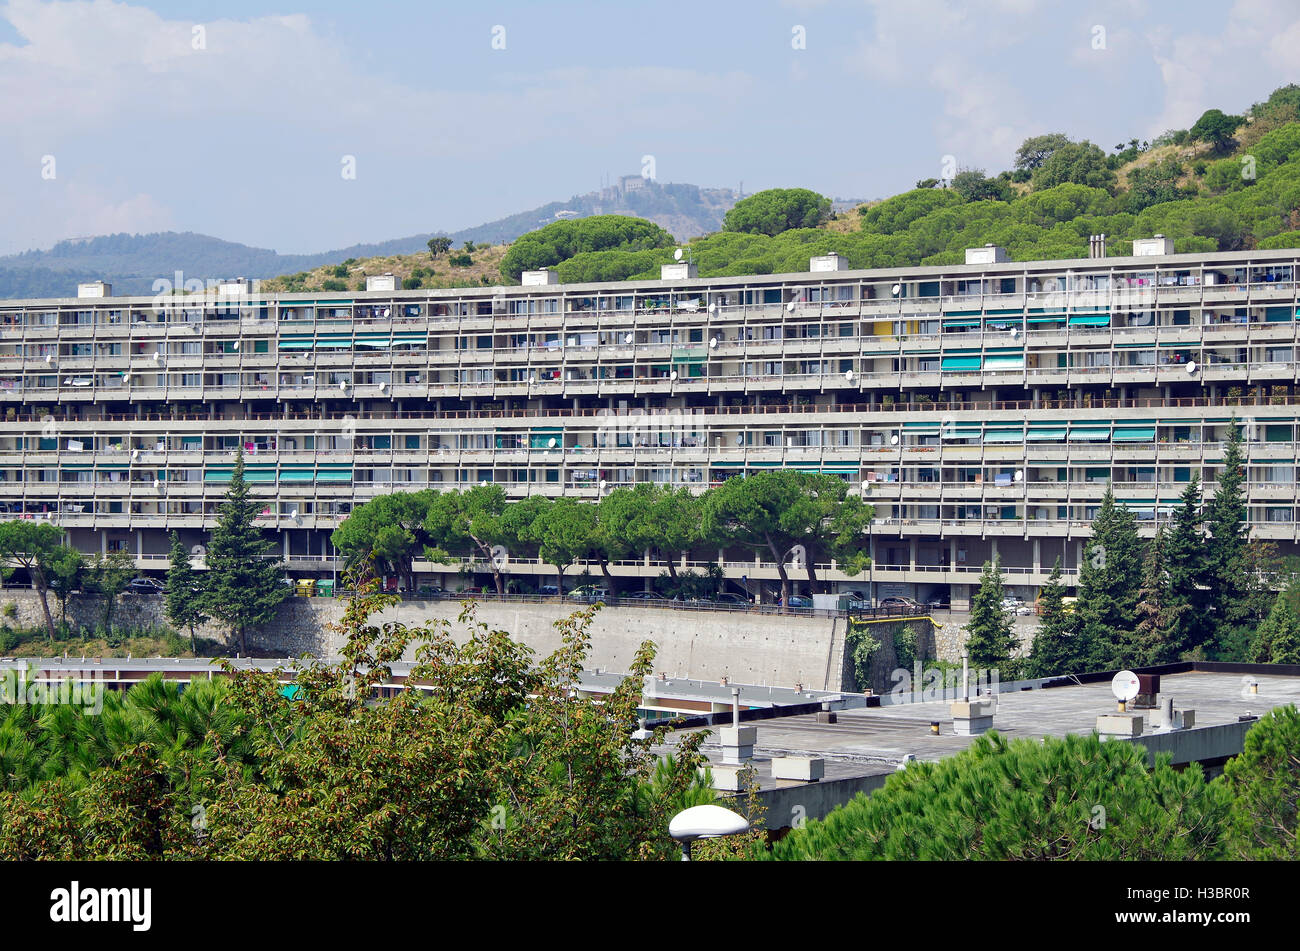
[668,805,750,861]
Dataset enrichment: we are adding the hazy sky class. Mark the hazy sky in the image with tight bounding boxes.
[2,0,1298,256]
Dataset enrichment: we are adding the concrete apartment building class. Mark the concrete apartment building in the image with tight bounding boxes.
[2,238,1299,608]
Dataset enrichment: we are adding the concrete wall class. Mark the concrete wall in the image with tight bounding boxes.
[0,588,850,691]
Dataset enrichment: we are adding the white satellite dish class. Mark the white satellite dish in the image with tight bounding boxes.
[624,333,634,344]
[1185,361,1198,374]
[708,302,717,314]
[890,434,899,446]
[670,370,678,381]
[378,381,389,392]
[152,478,162,490]
[231,340,240,351]
[668,805,749,843]
[735,435,744,446]
[1009,327,1020,339]
[845,370,855,382]
[339,380,349,390]
[709,337,718,349]
[153,351,162,361]
[891,283,902,296]
[547,437,557,448]
[1014,469,1024,482]
[673,248,683,262]
[1111,670,1140,703]
[44,353,54,364]
[527,375,536,385]
[599,479,607,490]
[122,373,131,383]
[786,301,796,312]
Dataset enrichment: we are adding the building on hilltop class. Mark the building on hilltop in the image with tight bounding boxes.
[1,238,1297,608]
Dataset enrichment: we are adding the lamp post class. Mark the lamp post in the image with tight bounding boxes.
[668,805,750,861]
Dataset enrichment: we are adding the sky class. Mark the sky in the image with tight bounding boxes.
[1,0,1298,256]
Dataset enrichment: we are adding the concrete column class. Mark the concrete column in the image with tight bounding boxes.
[990,538,999,563]
[1033,538,1041,572]
[136,532,143,560]
[283,531,290,559]
[909,537,917,569]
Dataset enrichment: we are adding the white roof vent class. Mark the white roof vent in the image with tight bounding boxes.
[77,281,111,298]
[1133,235,1175,257]
[522,269,560,286]
[964,245,1010,265]
[810,252,848,272]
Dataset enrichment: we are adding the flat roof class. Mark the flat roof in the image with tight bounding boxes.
[3,247,1298,307]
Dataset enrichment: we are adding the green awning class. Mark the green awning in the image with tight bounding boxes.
[316,469,352,482]
[941,356,981,371]
[280,469,315,482]
[1026,429,1067,440]
[204,468,234,482]
[1069,428,1111,441]
[1069,314,1111,327]
[942,320,981,328]
[315,337,353,348]
[277,340,314,350]
[1113,427,1156,441]
[984,355,1025,369]
[983,430,1025,443]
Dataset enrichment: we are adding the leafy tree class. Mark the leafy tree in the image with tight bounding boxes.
[1014,132,1073,171]
[46,545,85,627]
[1032,141,1116,192]
[964,559,1018,676]
[1248,591,1300,664]
[500,215,673,281]
[332,490,434,591]
[770,732,1228,860]
[87,549,136,633]
[1189,108,1244,152]
[1025,560,1080,677]
[165,532,207,652]
[427,236,452,258]
[504,497,596,595]
[424,485,513,595]
[200,449,290,653]
[722,188,832,236]
[1220,705,1300,860]
[701,471,843,601]
[1125,157,1190,213]
[599,483,700,583]
[0,521,67,639]
[950,168,1011,203]
[1164,478,1215,657]
[1074,488,1144,670]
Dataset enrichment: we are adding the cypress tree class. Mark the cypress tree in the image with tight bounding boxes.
[1206,423,1249,633]
[1025,559,1082,676]
[165,531,208,653]
[200,449,289,653]
[964,559,1019,677]
[1131,527,1185,665]
[1250,590,1300,665]
[1074,486,1144,670]
[1164,478,1214,657]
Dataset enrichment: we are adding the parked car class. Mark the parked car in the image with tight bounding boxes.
[879,596,920,610]
[926,595,950,610]
[785,595,814,609]
[714,592,750,605]
[416,585,445,598]
[537,585,560,597]
[567,585,609,602]
[128,577,164,593]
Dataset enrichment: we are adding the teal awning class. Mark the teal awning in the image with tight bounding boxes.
[1069,314,1111,327]
[984,355,1024,369]
[316,469,352,482]
[1026,428,1067,440]
[1113,427,1156,441]
[941,356,981,371]
[280,469,315,482]
[1069,428,1111,441]
[277,340,314,350]
[983,430,1024,443]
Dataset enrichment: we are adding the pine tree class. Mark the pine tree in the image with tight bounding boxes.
[964,559,1018,677]
[1164,478,1214,657]
[1206,423,1249,632]
[1025,559,1081,677]
[200,449,289,653]
[1250,591,1300,665]
[165,531,208,653]
[1074,487,1145,670]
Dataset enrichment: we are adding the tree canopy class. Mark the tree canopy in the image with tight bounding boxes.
[722,188,833,236]
[499,215,674,281]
